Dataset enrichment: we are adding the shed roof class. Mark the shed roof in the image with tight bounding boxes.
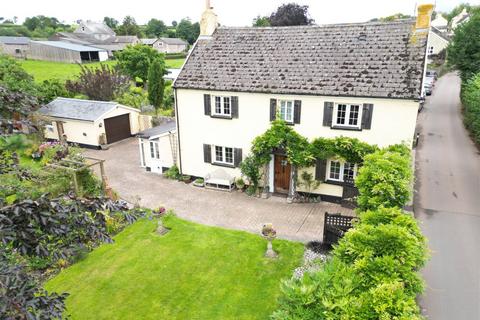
[32,41,107,52]
[114,36,139,43]
[0,36,30,45]
[159,37,188,45]
[141,38,158,45]
[137,121,176,139]
[175,20,428,100]
[38,98,135,122]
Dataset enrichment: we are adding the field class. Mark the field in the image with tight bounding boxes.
[19,58,185,82]
[45,215,303,320]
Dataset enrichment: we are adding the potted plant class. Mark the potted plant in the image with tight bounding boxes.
[181,175,192,183]
[261,223,278,258]
[235,178,245,191]
[193,178,204,187]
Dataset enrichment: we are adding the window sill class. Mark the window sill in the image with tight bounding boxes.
[325,179,344,186]
[331,125,362,132]
[212,162,235,168]
[211,115,233,120]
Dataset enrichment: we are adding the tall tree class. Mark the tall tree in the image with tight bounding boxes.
[145,19,167,37]
[115,44,163,85]
[176,18,200,44]
[269,3,314,26]
[117,16,140,36]
[447,12,480,81]
[253,15,271,27]
[147,58,166,111]
[172,20,178,27]
[103,17,119,30]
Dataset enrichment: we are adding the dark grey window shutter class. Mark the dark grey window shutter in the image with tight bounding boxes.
[234,148,242,167]
[203,144,211,163]
[204,94,211,116]
[231,96,239,119]
[315,159,327,181]
[323,102,334,127]
[361,104,374,129]
[270,99,277,121]
[293,100,302,124]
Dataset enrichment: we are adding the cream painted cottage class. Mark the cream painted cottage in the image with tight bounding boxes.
[169,4,430,201]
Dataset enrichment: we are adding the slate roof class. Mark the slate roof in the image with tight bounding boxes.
[75,22,115,35]
[0,36,30,45]
[159,37,188,45]
[137,121,177,139]
[114,36,139,43]
[175,20,428,99]
[39,98,120,121]
[141,38,158,45]
[32,41,107,52]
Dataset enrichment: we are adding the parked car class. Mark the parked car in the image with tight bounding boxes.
[424,83,432,96]
[426,70,438,80]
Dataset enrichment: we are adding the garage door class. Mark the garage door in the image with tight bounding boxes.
[104,114,131,144]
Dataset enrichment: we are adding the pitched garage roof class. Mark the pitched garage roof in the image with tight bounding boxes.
[39,98,136,122]
[175,20,428,99]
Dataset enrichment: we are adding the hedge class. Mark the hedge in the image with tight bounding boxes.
[461,72,480,145]
[272,147,428,320]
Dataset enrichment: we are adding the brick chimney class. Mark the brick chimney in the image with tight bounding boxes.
[200,0,218,38]
[416,4,434,32]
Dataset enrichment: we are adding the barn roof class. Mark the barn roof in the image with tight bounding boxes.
[0,36,30,45]
[141,38,158,45]
[32,41,107,52]
[175,20,428,100]
[159,37,188,45]
[39,98,122,122]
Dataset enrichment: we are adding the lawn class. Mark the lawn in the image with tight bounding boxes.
[19,58,185,82]
[45,215,304,320]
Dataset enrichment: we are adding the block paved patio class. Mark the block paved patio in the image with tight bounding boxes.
[84,138,354,243]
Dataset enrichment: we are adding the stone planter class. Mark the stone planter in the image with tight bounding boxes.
[193,180,204,187]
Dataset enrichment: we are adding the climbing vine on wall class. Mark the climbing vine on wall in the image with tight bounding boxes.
[241,120,379,187]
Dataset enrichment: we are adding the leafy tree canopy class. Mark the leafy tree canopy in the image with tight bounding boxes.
[253,15,271,27]
[269,3,314,27]
[145,18,167,37]
[117,15,141,36]
[115,44,163,83]
[176,18,200,44]
[103,16,119,30]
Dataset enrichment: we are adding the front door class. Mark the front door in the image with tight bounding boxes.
[274,155,291,194]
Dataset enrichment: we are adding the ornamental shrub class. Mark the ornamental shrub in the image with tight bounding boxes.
[355,146,412,211]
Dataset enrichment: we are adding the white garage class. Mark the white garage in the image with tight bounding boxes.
[39,97,141,147]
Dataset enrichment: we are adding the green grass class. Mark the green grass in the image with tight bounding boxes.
[19,58,185,83]
[45,215,303,320]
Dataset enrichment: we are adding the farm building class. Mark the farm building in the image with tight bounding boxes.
[29,41,108,63]
[0,36,30,58]
[142,37,188,53]
[137,120,177,173]
[39,98,142,147]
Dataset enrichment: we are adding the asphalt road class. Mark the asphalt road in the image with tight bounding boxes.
[415,72,480,319]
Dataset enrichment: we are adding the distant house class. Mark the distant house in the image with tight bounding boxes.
[0,36,30,58]
[449,8,471,34]
[39,98,141,147]
[151,38,188,53]
[141,38,157,46]
[50,21,140,57]
[29,41,108,63]
[137,120,177,173]
[431,15,448,31]
[427,27,449,58]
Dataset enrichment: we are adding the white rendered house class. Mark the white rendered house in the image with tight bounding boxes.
[171,4,430,201]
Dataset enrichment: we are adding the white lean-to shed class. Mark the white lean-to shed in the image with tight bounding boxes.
[137,121,177,173]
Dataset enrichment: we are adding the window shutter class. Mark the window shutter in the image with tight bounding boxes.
[203,144,211,163]
[323,102,334,127]
[270,99,277,121]
[204,94,211,116]
[293,100,302,124]
[231,96,239,119]
[315,159,327,181]
[234,148,243,167]
[361,104,374,129]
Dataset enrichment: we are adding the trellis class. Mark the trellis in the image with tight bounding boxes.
[47,157,107,195]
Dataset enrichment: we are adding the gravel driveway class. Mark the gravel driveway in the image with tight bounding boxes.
[84,138,353,242]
